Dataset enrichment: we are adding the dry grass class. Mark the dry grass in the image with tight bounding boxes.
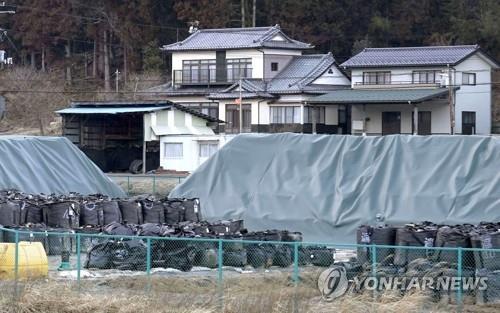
[1,272,499,313]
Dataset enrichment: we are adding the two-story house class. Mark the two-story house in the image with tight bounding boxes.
[309,45,499,135]
[149,25,351,171]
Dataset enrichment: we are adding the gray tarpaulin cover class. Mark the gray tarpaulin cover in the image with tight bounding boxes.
[170,134,500,243]
[0,136,125,197]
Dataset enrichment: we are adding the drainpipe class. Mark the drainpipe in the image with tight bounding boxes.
[411,101,418,135]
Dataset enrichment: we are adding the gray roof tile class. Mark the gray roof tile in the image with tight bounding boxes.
[341,45,480,68]
[309,88,453,104]
[162,25,312,51]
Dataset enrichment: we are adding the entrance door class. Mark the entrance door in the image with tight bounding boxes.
[382,112,401,135]
[412,111,432,135]
[462,111,476,135]
[225,104,251,133]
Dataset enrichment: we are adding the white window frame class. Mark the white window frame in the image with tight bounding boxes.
[164,143,183,159]
[198,141,219,158]
[462,72,476,86]
[269,106,301,124]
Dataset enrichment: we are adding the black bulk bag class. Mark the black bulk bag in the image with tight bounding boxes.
[164,200,184,225]
[103,222,136,236]
[223,250,248,267]
[282,231,303,242]
[356,225,396,264]
[471,231,500,271]
[476,269,500,304]
[0,200,22,227]
[434,226,473,267]
[246,244,273,268]
[309,247,335,267]
[137,223,162,237]
[209,220,244,236]
[80,202,100,226]
[194,248,218,268]
[182,198,202,222]
[271,245,293,267]
[118,200,143,224]
[141,200,165,224]
[45,201,79,229]
[84,240,116,269]
[393,226,437,267]
[162,245,197,271]
[99,200,122,225]
[112,240,147,271]
[22,202,45,225]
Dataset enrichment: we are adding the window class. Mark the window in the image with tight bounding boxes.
[271,62,279,72]
[270,106,301,124]
[227,58,252,81]
[182,60,216,83]
[226,104,251,133]
[179,102,219,119]
[412,71,438,84]
[462,73,476,85]
[199,141,219,158]
[164,143,183,158]
[304,106,326,123]
[363,71,391,85]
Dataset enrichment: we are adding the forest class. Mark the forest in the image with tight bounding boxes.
[0,0,499,133]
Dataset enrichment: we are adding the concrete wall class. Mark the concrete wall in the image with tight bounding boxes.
[351,100,450,135]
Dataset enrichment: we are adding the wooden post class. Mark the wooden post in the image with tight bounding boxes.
[412,102,418,135]
[143,114,147,174]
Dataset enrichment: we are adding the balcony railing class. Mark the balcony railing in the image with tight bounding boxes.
[173,68,252,87]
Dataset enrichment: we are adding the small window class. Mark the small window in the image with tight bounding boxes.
[164,143,183,158]
[271,62,279,72]
[199,142,219,158]
[462,73,476,85]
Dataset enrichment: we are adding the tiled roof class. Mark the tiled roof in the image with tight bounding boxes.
[341,45,481,68]
[208,53,349,98]
[308,88,454,104]
[162,25,313,51]
[145,83,227,96]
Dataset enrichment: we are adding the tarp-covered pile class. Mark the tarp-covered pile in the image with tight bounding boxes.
[0,136,125,197]
[170,134,500,243]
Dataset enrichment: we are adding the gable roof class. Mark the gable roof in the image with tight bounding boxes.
[341,45,499,68]
[57,100,222,123]
[162,25,313,51]
[208,53,349,99]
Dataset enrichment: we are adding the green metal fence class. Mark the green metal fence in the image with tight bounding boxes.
[107,174,187,196]
[1,227,500,311]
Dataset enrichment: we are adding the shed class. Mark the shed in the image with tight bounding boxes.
[56,101,220,173]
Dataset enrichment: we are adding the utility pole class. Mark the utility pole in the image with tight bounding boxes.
[252,0,256,27]
[241,0,246,27]
[239,77,243,133]
[447,64,455,134]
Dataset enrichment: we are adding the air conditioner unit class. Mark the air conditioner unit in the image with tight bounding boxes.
[352,120,364,134]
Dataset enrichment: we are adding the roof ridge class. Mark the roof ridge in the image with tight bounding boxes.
[364,44,479,51]
[198,26,275,32]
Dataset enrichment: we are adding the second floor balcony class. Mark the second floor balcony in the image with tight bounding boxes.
[173,67,253,87]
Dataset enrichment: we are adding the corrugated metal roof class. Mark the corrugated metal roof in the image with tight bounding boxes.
[56,106,170,114]
[341,45,481,68]
[308,88,452,104]
[162,25,312,51]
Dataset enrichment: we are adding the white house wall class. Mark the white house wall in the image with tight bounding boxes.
[351,101,450,135]
[454,54,493,134]
[160,135,234,172]
[226,49,264,79]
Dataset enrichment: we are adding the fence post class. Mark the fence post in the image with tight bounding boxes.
[14,230,19,298]
[371,245,377,299]
[457,247,463,311]
[76,233,81,291]
[217,239,223,311]
[293,242,299,285]
[146,237,152,293]
[127,176,130,195]
[152,176,156,195]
